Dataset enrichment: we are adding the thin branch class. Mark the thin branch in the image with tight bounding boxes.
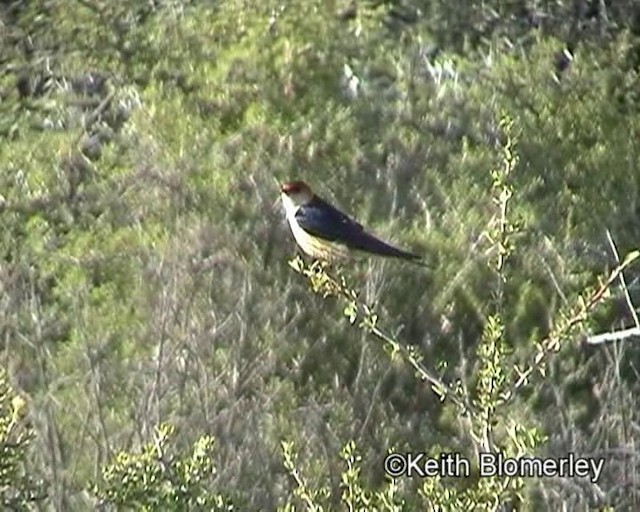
[293,258,471,413]
[606,229,639,327]
[584,326,640,345]
[503,250,640,400]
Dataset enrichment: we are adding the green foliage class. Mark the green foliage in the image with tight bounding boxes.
[0,370,45,508]
[94,424,233,511]
[285,122,638,509]
[281,439,404,511]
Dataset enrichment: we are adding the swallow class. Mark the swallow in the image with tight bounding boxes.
[280,180,424,264]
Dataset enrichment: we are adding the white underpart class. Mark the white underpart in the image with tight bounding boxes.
[281,193,348,260]
[281,193,310,248]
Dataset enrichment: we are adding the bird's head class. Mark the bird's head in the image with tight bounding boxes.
[280,180,314,208]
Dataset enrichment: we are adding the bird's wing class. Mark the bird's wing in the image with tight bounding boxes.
[295,195,423,262]
[294,195,364,243]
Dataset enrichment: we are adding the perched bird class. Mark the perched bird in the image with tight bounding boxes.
[280,180,424,264]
